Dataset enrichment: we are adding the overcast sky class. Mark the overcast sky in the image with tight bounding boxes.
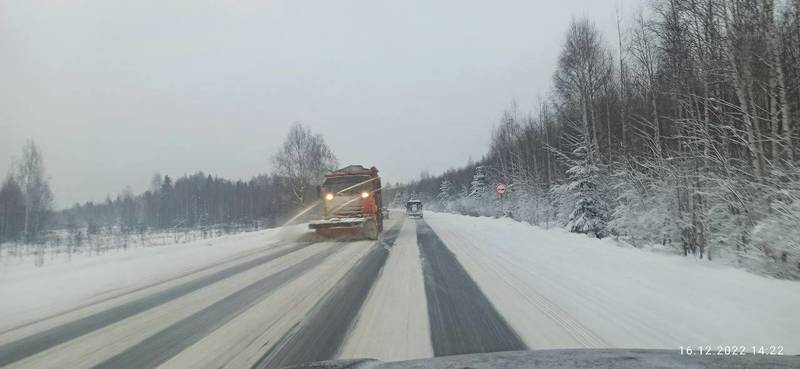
[1,0,637,208]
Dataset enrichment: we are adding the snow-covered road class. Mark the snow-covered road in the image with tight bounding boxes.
[424,212,800,353]
[0,211,798,369]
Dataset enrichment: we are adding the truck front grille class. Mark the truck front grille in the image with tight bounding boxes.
[327,197,363,218]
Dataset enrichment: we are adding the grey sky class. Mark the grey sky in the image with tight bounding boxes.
[1,0,636,208]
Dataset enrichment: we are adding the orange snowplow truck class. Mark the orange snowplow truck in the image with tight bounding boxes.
[309,165,384,239]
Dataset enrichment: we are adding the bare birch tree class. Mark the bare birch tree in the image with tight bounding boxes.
[272,122,338,205]
[14,140,53,242]
[554,17,614,163]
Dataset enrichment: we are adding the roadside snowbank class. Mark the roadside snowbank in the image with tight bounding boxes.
[425,212,800,353]
[0,224,308,331]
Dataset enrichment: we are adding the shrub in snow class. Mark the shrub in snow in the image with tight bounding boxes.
[608,166,676,247]
[752,199,800,279]
[451,195,494,217]
[514,185,557,228]
[447,166,499,217]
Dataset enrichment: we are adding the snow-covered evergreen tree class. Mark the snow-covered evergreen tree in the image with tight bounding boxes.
[469,166,489,198]
[554,144,608,238]
[437,179,453,211]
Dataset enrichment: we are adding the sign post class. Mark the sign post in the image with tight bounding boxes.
[496,183,507,217]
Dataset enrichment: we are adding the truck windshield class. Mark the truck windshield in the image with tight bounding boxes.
[322,175,373,194]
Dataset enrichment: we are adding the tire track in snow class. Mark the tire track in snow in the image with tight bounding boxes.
[337,219,433,361]
[153,239,375,369]
[415,219,527,356]
[0,242,286,337]
[0,242,311,367]
[90,244,342,369]
[251,220,405,369]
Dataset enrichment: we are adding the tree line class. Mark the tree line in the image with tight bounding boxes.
[394,0,800,278]
[59,172,298,235]
[1,123,338,245]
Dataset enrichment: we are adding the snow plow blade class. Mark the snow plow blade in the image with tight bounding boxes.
[308,218,367,230]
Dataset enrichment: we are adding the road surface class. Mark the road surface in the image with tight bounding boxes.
[1,211,798,369]
[0,214,522,369]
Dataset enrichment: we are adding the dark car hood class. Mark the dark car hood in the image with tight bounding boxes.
[281,349,799,369]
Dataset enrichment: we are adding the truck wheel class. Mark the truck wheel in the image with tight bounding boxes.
[363,220,379,240]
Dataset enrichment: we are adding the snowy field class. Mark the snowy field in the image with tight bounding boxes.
[0,224,271,268]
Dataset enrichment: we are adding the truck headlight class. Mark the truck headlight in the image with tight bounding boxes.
[325,193,334,201]
[361,191,370,198]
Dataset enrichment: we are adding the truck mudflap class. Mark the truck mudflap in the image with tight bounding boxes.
[308,217,368,230]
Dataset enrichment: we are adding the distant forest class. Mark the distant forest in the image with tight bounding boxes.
[60,172,297,233]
